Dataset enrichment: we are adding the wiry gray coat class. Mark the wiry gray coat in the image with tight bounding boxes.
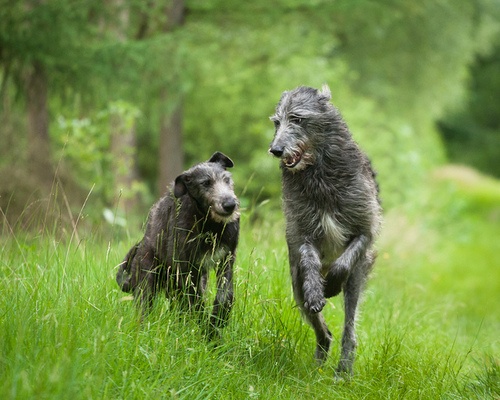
[116,152,239,340]
[269,85,382,375]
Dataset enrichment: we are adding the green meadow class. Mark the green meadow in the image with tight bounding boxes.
[2,2,500,399]
[1,166,498,399]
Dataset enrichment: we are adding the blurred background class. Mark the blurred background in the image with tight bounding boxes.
[1,0,499,233]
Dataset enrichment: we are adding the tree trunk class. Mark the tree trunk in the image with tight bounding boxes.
[25,61,52,182]
[164,0,185,30]
[157,0,185,195]
[110,109,139,214]
[158,102,183,194]
[108,0,140,214]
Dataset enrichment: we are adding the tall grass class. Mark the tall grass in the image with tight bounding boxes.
[1,166,499,399]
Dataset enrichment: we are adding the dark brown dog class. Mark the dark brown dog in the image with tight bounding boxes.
[116,152,240,339]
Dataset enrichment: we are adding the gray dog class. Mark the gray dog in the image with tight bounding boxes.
[269,85,382,375]
[116,152,239,340]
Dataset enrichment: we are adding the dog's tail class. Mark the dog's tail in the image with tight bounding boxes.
[116,243,140,293]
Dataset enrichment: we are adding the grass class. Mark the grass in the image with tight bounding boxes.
[1,165,499,399]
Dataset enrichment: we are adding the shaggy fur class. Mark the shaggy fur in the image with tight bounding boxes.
[269,85,382,375]
[116,152,240,340]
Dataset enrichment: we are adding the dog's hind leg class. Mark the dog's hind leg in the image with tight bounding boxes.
[303,311,333,364]
[336,251,374,375]
[116,243,140,292]
[132,250,160,316]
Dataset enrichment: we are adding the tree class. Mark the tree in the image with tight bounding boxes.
[107,0,140,214]
[0,0,100,182]
[438,39,500,177]
[3,0,500,225]
[157,0,185,195]
[110,102,141,214]
[1,0,187,219]
[24,60,51,182]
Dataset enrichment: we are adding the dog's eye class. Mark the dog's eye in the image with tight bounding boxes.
[201,179,212,188]
[273,120,280,129]
[290,116,303,125]
[223,176,231,185]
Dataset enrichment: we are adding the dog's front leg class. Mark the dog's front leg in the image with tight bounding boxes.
[181,270,205,312]
[290,242,332,363]
[208,254,235,340]
[298,243,326,314]
[326,234,371,287]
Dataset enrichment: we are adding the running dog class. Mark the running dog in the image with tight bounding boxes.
[269,85,382,375]
[116,152,240,340]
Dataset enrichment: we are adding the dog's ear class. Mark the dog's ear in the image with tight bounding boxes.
[208,151,234,169]
[174,174,188,198]
[318,84,331,102]
[278,90,289,105]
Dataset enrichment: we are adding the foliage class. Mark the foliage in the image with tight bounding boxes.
[1,3,500,397]
[174,0,499,209]
[0,0,99,90]
[51,100,152,226]
[1,169,499,398]
[54,111,112,202]
[180,12,351,204]
[1,0,500,212]
[438,38,500,178]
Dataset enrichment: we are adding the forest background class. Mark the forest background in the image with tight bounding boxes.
[1,0,500,398]
[1,0,500,223]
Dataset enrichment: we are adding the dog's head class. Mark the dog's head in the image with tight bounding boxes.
[269,84,334,171]
[173,152,240,223]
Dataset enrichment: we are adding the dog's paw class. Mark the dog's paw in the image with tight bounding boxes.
[335,362,354,380]
[303,294,326,314]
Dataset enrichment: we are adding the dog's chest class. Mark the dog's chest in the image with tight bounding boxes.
[320,212,347,244]
[200,245,231,270]
[318,212,347,265]
[190,232,231,270]
[283,175,349,261]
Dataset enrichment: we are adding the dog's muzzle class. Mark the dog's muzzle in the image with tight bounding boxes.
[221,197,237,215]
[269,146,284,158]
[211,196,239,223]
[269,146,303,169]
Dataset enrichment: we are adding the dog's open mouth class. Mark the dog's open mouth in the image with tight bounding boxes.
[283,151,302,168]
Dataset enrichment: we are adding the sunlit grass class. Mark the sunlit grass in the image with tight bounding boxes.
[1,167,499,399]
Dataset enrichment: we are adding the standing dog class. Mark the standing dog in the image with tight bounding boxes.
[269,85,382,375]
[116,152,239,340]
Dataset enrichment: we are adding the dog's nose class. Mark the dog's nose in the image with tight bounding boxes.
[222,198,237,214]
[269,146,284,158]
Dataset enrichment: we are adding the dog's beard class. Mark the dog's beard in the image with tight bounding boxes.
[209,207,240,224]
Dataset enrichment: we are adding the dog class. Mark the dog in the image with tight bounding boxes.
[116,152,240,340]
[269,85,382,375]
